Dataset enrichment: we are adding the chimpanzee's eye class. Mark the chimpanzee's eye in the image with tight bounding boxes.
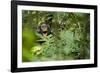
[41,26,47,28]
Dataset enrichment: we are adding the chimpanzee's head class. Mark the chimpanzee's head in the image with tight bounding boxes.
[37,23,51,36]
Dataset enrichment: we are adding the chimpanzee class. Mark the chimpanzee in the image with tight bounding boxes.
[37,23,51,37]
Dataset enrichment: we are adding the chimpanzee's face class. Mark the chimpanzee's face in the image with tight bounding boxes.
[37,23,51,36]
[41,24,48,32]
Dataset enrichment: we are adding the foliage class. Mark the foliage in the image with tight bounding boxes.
[22,10,90,62]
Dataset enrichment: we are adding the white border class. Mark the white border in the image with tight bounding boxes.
[17,5,94,68]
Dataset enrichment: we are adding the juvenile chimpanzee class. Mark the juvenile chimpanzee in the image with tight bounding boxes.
[37,23,51,37]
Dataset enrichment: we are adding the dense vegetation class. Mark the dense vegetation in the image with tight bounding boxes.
[22,10,90,62]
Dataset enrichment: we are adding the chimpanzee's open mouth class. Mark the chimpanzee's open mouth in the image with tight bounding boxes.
[43,31,47,34]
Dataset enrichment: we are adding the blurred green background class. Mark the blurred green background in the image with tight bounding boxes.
[22,10,90,62]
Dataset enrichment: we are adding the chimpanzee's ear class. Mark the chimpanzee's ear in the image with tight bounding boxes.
[37,26,41,33]
[47,25,51,34]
